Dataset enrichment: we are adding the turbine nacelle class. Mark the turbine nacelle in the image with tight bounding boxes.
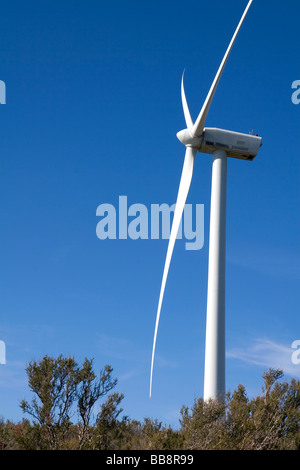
[177,127,262,161]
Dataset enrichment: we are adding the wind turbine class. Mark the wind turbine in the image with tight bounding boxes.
[150,0,262,400]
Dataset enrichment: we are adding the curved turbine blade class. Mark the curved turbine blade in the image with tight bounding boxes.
[150,146,197,398]
[191,0,253,137]
[181,70,193,130]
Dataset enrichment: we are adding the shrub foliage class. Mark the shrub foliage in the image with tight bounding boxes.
[0,356,299,450]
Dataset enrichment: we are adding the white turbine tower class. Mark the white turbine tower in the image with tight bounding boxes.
[150,0,262,400]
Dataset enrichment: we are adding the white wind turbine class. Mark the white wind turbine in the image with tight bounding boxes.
[150,0,262,400]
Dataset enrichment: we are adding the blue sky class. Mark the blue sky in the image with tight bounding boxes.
[0,0,299,427]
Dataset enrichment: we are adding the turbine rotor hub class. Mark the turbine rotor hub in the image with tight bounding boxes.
[176,128,202,149]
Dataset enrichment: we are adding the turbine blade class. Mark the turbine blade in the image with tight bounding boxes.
[191,0,253,137]
[150,146,197,398]
[181,70,193,130]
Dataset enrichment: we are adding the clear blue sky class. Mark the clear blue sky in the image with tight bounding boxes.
[0,0,299,427]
